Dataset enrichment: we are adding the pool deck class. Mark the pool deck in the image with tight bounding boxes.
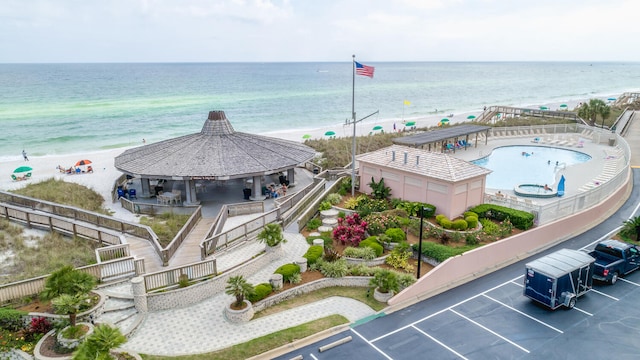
[449,134,622,203]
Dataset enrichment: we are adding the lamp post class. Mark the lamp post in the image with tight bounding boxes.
[417,207,425,279]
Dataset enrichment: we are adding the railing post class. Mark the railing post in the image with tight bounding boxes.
[72,223,77,237]
[25,213,31,228]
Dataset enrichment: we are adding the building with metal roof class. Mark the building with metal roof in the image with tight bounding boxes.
[393,124,491,152]
[114,111,316,204]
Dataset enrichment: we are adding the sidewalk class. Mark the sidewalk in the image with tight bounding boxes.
[120,232,376,357]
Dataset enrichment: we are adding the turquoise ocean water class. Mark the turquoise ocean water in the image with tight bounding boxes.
[1,62,639,161]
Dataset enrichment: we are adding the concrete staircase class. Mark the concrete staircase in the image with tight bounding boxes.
[95,281,145,337]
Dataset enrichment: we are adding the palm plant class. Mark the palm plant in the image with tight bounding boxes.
[225,275,255,308]
[257,223,286,247]
[52,293,87,327]
[369,269,400,294]
[72,324,127,360]
[41,265,97,300]
[621,216,640,242]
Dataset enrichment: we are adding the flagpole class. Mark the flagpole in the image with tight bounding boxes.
[351,55,356,197]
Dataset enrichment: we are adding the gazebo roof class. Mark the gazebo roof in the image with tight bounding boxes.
[114,111,316,180]
[358,144,491,182]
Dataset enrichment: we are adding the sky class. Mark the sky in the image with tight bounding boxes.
[1,0,639,63]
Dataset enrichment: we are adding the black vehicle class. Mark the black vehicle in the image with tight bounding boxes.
[588,239,640,284]
[524,248,595,310]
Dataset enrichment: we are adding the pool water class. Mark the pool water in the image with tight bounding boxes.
[472,145,591,190]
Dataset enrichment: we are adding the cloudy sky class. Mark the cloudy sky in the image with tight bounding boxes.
[1,0,638,63]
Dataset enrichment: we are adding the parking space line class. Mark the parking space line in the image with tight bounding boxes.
[411,325,468,359]
[573,307,593,316]
[482,294,563,333]
[510,280,523,287]
[350,328,393,360]
[371,275,526,343]
[619,278,640,286]
[590,289,619,301]
[449,309,530,354]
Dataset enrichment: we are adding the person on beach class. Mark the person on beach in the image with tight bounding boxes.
[22,150,28,161]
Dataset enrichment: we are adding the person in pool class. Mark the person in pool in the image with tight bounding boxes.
[544,184,552,191]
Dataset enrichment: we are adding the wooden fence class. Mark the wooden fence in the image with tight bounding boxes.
[199,209,280,260]
[0,257,145,303]
[143,259,217,293]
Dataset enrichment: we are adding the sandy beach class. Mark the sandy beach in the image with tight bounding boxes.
[0,97,594,221]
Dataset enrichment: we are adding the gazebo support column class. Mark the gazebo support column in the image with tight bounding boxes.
[287,168,295,187]
[249,175,264,201]
[141,178,153,198]
[184,179,199,205]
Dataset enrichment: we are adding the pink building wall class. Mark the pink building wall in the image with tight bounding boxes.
[360,165,487,219]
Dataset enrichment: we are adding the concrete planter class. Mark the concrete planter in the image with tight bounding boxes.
[224,300,254,323]
[373,287,394,303]
[56,322,94,351]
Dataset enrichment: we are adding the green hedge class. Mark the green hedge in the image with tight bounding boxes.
[468,204,534,230]
[465,216,478,229]
[412,242,478,262]
[359,238,383,257]
[274,263,301,283]
[451,219,468,231]
[384,228,406,242]
[303,245,324,265]
[247,283,273,303]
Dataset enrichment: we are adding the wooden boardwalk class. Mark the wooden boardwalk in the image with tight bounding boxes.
[166,218,216,268]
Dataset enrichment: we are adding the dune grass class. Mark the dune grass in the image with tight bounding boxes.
[139,213,192,248]
[11,178,110,214]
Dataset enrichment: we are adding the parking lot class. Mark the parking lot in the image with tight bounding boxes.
[276,245,640,360]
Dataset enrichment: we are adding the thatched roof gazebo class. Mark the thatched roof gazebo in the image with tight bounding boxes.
[114,111,316,203]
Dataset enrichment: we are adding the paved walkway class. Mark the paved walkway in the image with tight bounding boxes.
[119,232,376,356]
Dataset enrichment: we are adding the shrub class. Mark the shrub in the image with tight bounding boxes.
[348,263,376,276]
[323,247,341,262]
[343,197,360,210]
[274,263,301,283]
[465,216,478,229]
[385,242,414,272]
[468,204,534,230]
[368,177,392,200]
[435,214,446,223]
[332,213,368,246]
[440,218,453,229]
[343,246,377,260]
[28,316,52,336]
[413,242,478,262]
[318,201,332,211]
[398,273,417,289]
[225,275,254,308]
[257,223,286,247]
[337,211,346,219]
[306,218,322,231]
[451,219,468,231]
[359,238,383,257]
[465,233,480,245]
[303,245,324,265]
[385,228,406,242]
[320,258,349,278]
[439,232,451,245]
[480,218,500,236]
[0,308,27,332]
[288,273,302,284]
[326,193,342,205]
[369,269,399,294]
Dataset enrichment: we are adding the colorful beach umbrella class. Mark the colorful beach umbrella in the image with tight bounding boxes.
[607,97,616,101]
[324,131,336,137]
[14,166,32,173]
[404,121,416,127]
[440,118,449,124]
[75,159,92,166]
[467,115,476,119]
[372,125,383,131]
[302,134,312,139]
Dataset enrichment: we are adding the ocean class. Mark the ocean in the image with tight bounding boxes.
[1,61,639,161]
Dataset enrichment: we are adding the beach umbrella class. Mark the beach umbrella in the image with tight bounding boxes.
[539,106,548,110]
[324,131,336,137]
[559,104,568,109]
[607,97,616,101]
[372,125,383,131]
[302,134,312,139]
[75,159,92,166]
[467,115,476,119]
[404,121,416,127]
[440,118,449,124]
[14,166,32,173]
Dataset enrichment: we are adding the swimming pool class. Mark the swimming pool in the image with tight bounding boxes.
[472,146,592,190]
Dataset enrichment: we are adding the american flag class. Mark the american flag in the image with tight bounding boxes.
[355,61,375,78]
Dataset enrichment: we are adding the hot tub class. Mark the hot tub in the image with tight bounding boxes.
[514,184,558,198]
